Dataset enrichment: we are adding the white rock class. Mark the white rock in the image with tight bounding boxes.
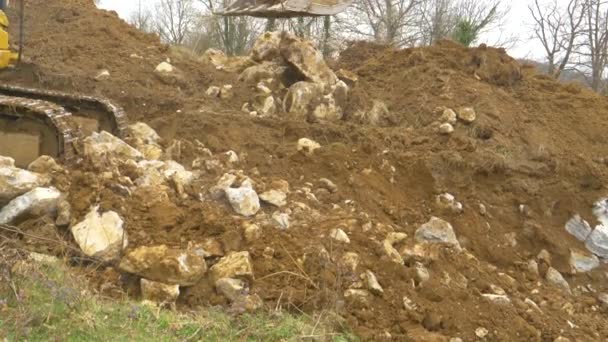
[155,61,174,73]
[592,197,608,226]
[0,165,51,204]
[225,151,239,163]
[545,267,571,294]
[585,224,608,258]
[457,107,476,123]
[27,156,64,174]
[209,173,238,199]
[206,86,221,97]
[482,294,511,305]
[209,251,254,282]
[140,279,180,304]
[364,270,383,295]
[319,178,338,193]
[436,193,463,213]
[258,96,277,117]
[415,217,461,249]
[570,249,600,273]
[565,215,592,241]
[215,277,247,302]
[272,211,290,230]
[71,205,127,262]
[259,189,287,207]
[128,122,161,145]
[330,228,350,243]
[162,161,194,186]
[95,69,110,81]
[0,156,15,167]
[439,123,454,135]
[383,232,407,264]
[220,84,233,99]
[414,262,430,284]
[440,108,457,124]
[226,187,260,217]
[283,81,323,117]
[0,187,61,224]
[297,138,321,156]
[83,131,143,161]
[475,327,489,338]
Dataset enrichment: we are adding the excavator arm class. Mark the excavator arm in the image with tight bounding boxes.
[219,0,352,17]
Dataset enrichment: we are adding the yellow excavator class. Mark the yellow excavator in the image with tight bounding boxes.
[0,1,127,167]
[220,0,352,16]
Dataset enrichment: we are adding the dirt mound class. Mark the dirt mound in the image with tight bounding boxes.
[1,0,608,341]
[1,0,248,120]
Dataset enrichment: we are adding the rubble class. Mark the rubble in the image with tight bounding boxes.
[565,215,592,241]
[330,228,350,243]
[415,217,461,249]
[119,245,207,285]
[440,108,457,124]
[226,187,260,217]
[569,249,600,273]
[457,107,476,123]
[209,251,254,282]
[83,131,143,162]
[297,138,321,155]
[71,205,127,262]
[545,267,571,294]
[259,189,287,207]
[140,279,180,304]
[435,193,463,213]
[215,277,247,302]
[27,156,65,174]
[271,211,290,229]
[585,224,608,258]
[364,270,383,295]
[0,160,51,204]
[439,123,455,135]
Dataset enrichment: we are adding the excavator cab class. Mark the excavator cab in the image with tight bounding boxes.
[219,0,352,17]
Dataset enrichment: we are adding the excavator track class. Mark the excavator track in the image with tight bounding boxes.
[0,85,128,166]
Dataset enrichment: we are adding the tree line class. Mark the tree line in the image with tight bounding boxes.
[117,0,608,93]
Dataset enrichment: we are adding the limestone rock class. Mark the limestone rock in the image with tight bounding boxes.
[440,108,457,124]
[128,122,161,145]
[259,189,287,207]
[330,228,350,243]
[439,123,454,135]
[71,205,127,262]
[55,200,71,226]
[0,187,61,225]
[364,270,383,295]
[250,31,282,62]
[119,245,207,286]
[545,267,571,294]
[340,252,360,272]
[585,224,608,258]
[252,96,277,117]
[482,294,511,305]
[570,249,600,273]
[279,32,338,89]
[0,163,51,204]
[209,251,254,282]
[414,262,430,284]
[384,232,408,264]
[475,327,489,338]
[272,211,290,229]
[415,217,461,249]
[297,138,321,155]
[27,156,64,174]
[243,222,262,242]
[95,69,110,81]
[457,107,476,123]
[206,86,221,97]
[239,62,287,84]
[226,187,260,217]
[565,215,592,241]
[435,193,463,213]
[311,100,343,123]
[283,81,323,118]
[155,61,174,73]
[215,277,247,302]
[83,131,143,162]
[140,279,180,304]
[319,178,338,193]
[220,85,234,99]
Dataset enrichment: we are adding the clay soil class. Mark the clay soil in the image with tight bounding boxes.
[3,0,608,340]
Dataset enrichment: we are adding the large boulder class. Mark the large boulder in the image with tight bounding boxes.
[0,159,51,204]
[415,217,461,250]
[283,81,323,118]
[127,122,161,145]
[239,62,287,84]
[71,205,127,262]
[209,251,254,282]
[0,187,61,225]
[279,33,338,90]
[250,31,282,62]
[83,131,143,162]
[119,245,207,286]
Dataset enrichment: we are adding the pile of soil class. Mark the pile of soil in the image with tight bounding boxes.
[2,0,608,340]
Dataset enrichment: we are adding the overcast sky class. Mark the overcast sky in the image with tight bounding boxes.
[97,0,542,60]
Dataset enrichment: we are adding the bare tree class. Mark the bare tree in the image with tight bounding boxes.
[128,0,154,33]
[418,0,456,45]
[155,0,198,45]
[529,0,585,79]
[578,0,608,92]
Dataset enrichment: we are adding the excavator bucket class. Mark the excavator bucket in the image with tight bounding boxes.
[219,0,352,17]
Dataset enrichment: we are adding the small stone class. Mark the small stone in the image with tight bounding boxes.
[527,259,540,277]
[440,108,457,124]
[435,193,463,213]
[140,279,180,304]
[95,69,110,81]
[478,203,487,216]
[259,189,287,207]
[439,123,454,135]
[200,238,224,258]
[569,249,600,273]
[226,187,260,217]
[215,277,247,302]
[155,61,174,73]
[383,232,407,264]
[414,262,430,284]
[475,327,489,338]
[340,252,360,272]
[457,107,476,123]
[220,84,233,99]
[272,212,290,230]
[206,86,221,97]
[257,96,277,117]
[319,178,338,193]
[364,270,383,295]
[537,249,551,265]
[243,223,262,242]
[553,337,571,342]
[330,228,350,243]
[598,293,608,305]
[297,138,321,155]
[482,294,511,305]
[263,247,274,259]
[415,217,461,249]
[403,296,418,311]
[55,200,71,226]
[209,251,254,282]
[546,267,571,294]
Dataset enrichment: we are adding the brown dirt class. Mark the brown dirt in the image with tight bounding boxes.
[2,0,608,341]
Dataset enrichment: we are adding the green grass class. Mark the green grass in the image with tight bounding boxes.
[0,258,356,341]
